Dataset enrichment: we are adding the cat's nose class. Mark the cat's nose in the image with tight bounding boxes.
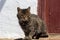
[24,17,28,20]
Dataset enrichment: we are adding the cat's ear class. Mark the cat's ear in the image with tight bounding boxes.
[26,7,31,15]
[17,7,21,12]
[27,7,30,11]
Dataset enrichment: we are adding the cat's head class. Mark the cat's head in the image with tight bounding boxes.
[17,7,31,22]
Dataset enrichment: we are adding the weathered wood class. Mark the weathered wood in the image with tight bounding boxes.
[0,34,60,40]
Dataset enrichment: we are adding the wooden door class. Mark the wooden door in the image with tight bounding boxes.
[38,0,60,33]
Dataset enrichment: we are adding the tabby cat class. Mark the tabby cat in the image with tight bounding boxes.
[15,7,48,40]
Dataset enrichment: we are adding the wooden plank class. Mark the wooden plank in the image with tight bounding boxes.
[0,34,60,40]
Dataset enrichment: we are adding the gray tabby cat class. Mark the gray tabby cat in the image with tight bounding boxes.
[15,7,48,40]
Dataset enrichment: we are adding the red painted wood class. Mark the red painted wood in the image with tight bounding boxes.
[38,0,49,32]
[38,0,60,33]
[38,0,44,19]
[47,0,60,33]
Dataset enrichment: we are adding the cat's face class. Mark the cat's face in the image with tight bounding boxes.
[17,7,31,23]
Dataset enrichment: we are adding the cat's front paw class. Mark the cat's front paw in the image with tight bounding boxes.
[39,32,48,38]
[32,33,40,39]
[36,32,48,39]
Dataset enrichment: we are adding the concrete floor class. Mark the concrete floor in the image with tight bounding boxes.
[0,33,60,40]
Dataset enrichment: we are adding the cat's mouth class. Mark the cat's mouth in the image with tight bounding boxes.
[20,21,29,26]
[22,21,28,24]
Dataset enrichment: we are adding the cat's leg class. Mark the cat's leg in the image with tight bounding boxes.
[32,21,48,39]
[32,32,38,39]
[32,27,48,39]
[24,31,32,40]
[32,25,41,39]
[32,31,41,39]
[38,22,48,38]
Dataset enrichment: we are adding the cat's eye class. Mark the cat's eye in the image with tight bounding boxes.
[20,16,23,17]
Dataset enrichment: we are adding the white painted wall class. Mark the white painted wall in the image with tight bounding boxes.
[0,0,37,39]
